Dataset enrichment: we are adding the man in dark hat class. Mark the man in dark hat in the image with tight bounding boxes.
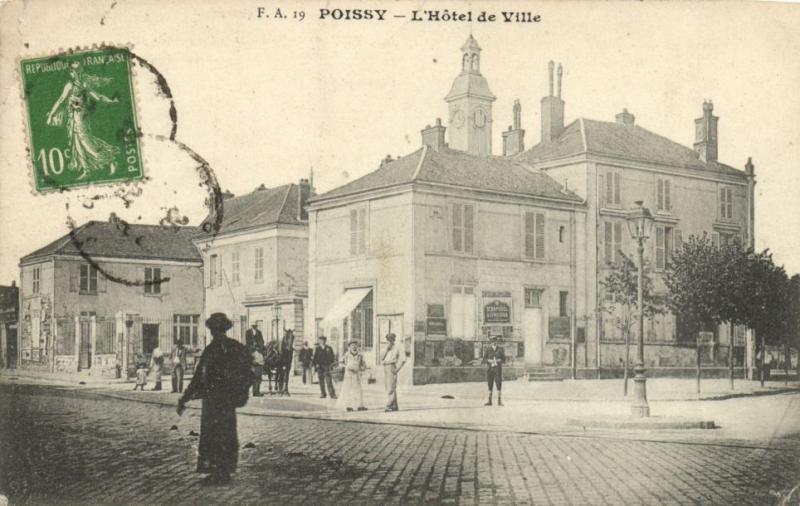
[483,335,505,406]
[312,335,337,399]
[177,312,252,485]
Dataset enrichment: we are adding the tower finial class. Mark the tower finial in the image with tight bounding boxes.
[556,63,563,98]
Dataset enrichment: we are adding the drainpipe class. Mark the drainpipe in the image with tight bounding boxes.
[594,163,601,378]
[570,203,577,380]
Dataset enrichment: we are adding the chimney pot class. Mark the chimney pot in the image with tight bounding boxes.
[421,120,447,152]
[615,108,635,126]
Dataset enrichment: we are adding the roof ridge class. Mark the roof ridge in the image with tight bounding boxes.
[579,118,588,152]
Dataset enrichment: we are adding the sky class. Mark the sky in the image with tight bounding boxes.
[1,0,799,284]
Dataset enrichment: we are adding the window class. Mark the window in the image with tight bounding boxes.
[559,291,570,317]
[604,170,621,206]
[80,264,98,293]
[144,267,161,295]
[32,267,40,294]
[604,221,623,264]
[655,226,678,269]
[350,208,368,255]
[350,291,374,350]
[452,204,474,254]
[524,288,543,307]
[173,314,199,347]
[657,178,671,211]
[524,211,545,259]
[714,232,738,248]
[208,254,221,287]
[254,247,264,282]
[231,251,240,285]
[719,187,733,220]
[450,286,476,338]
[559,226,565,243]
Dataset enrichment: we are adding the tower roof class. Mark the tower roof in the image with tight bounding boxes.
[461,34,481,52]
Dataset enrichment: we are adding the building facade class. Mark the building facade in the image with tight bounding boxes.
[18,217,203,377]
[194,180,311,346]
[0,282,19,369]
[308,36,755,384]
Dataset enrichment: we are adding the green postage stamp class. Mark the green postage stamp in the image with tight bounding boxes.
[20,47,143,193]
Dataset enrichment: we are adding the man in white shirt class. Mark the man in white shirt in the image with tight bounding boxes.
[382,333,405,411]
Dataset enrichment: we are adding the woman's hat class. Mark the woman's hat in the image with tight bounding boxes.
[386,333,396,342]
[205,312,233,331]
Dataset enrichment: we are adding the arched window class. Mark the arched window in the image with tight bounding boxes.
[462,54,469,71]
[471,54,479,71]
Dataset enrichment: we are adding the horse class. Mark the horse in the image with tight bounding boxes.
[264,329,295,396]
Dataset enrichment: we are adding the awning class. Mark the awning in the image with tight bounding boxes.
[320,287,372,328]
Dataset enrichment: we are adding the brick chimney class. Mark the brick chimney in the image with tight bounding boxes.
[615,108,635,126]
[541,61,565,144]
[502,99,525,156]
[298,178,312,220]
[694,100,718,163]
[421,118,446,152]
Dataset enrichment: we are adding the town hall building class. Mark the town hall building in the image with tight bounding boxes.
[309,35,755,384]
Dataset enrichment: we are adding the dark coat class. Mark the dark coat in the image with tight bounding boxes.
[483,344,506,369]
[181,336,252,475]
[245,328,265,352]
[299,347,313,366]
[312,344,335,368]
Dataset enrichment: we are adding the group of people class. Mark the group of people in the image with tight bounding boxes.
[173,311,507,487]
[132,338,189,393]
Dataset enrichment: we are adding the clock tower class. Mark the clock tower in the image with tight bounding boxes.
[445,35,496,157]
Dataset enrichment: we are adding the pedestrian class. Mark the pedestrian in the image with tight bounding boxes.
[150,346,164,391]
[339,339,368,412]
[171,337,188,393]
[299,341,313,384]
[312,335,337,399]
[245,322,265,353]
[133,360,147,391]
[251,347,264,397]
[177,312,252,486]
[382,333,405,412]
[483,335,505,406]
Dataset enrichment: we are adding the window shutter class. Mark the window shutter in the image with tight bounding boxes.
[534,213,545,259]
[69,264,78,292]
[665,180,671,210]
[452,204,462,252]
[719,188,726,219]
[614,222,622,261]
[598,174,605,205]
[350,210,358,255]
[655,226,665,269]
[358,209,367,254]
[657,179,664,210]
[712,232,720,248]
[674,228,683,252]
[726,189,733,219]
[604,222,613,263]
[524,212,534,257]
[613,173,621,204]
[98,269,107,292]
[160,269,168,295]
[463,205,474,253]
[606,173,614,205]
[204,257,211,288]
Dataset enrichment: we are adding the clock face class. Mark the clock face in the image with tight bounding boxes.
[474,109,487,128]
[452,109,465,128]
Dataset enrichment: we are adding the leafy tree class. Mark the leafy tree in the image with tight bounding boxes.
[600,251,665,394]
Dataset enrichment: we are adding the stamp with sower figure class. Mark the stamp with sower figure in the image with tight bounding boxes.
[20,47,143,193]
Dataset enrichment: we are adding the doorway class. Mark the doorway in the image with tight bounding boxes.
[523,307,543,366]
[79,318,91,370]
[142,324,160,356]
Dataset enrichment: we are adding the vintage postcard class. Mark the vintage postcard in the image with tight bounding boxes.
[0,1,799,504]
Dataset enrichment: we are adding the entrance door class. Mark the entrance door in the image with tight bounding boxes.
[7,325,18,368]
[142,324,160,356]
[79,319,91,370]
[523,308,543,366]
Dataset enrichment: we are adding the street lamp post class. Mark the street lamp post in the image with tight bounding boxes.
[626,200,654,418]
[272,304,282,341]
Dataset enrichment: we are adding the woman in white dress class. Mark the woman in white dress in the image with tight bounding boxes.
[339,340,368,412]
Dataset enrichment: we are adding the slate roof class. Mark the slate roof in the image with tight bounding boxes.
[21,222,202,264]
[198,183,305,238]
[518,119,744,176]
[313,146,582,203]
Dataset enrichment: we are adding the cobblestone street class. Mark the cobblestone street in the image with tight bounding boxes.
[1,383,799,505]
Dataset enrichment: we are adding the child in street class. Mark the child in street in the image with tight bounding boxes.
[133,361,148,391]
